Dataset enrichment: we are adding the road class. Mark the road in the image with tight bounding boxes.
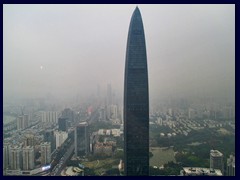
[51,143,75,176]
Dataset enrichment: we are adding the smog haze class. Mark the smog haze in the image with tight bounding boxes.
[3,4,235,102]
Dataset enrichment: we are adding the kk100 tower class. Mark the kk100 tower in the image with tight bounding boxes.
[124,7,149,176]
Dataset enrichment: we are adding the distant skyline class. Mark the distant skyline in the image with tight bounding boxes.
[3,4,235,102]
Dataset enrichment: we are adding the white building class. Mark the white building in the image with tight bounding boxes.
[210,150,224,174]
[180,167,222,176]
[157,117,163,126]
[17,114,30,130]
[3,143,10,170]
[22,146,35,170]
[40,142,51,165]
[41,111,59,124]
[226,155,235,176]
[55,131,68,149]
[188,108,196,119]
[9,145,22,170]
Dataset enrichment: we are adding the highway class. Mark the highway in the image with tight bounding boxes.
[50,142,75,176]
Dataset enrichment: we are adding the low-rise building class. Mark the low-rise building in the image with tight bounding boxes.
[180,167,222,176]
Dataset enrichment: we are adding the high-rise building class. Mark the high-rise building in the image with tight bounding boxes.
[188,108,196,119]
[110,105,118,120]
[24,134,35,147]
[58,117,67,132]
[99,107,106,121]
[9,145,22,170]
[74,122,89,157]
[223,106,234,119]
[55,131,68,149]
[40,142,51,166]
[210,150,224,174]
[41,111,59,124]
[61,108,75,126]
[226,155,235,176]
[22,146,35,170]
[124,7,149,176]
[107,83,113,119]
[157,117,163,126]
[3,142,10,170]
[107,83,112,106]
[17,114,29,130]
[44,129,56,153]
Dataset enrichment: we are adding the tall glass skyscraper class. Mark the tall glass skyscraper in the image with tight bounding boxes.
[124,7,149,176]
[74,122,89,157]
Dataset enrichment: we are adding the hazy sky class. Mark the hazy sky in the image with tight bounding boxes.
[3,4,235,102]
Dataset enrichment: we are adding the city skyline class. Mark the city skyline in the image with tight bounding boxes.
[3,4,235,103]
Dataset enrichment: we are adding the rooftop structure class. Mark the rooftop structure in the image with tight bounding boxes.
[181,167,223,176]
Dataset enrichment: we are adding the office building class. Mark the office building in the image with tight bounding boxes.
[75,122,89,157]
[124,7,149,176]
[210,150,224,174]
[44,129,56,153]
[58,117,67,132]
[61,108,75,126]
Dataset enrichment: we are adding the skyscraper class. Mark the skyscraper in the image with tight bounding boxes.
[107,83,113,119]
[44,129,56,153]
[58,117,67,132]
[124,7,149,176]
[210,150,224,174]
[74,122,89,157]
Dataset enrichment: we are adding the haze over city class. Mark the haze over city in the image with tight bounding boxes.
[4,4,235,102]
[3,4,235,176]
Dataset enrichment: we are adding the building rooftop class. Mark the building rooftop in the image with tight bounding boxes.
[181,167,222,176]
[210,150,223,157]
[78,122,88,126]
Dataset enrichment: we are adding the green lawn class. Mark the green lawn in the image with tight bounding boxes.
[150,147,176,167]
[81,158,119,175]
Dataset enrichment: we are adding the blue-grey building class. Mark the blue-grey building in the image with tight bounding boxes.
[74,122,89,157]
[124,7,149,176]
[58,117,67,132]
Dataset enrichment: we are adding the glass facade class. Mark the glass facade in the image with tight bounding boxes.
[58,118,67,132]
[74,122,89,157]
[124,7,149,176]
